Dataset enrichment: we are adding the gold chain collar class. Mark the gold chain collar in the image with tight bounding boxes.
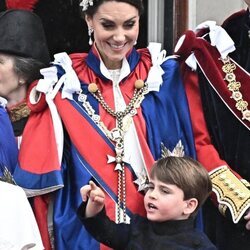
[221,57,250,122]
[78,79,148,223]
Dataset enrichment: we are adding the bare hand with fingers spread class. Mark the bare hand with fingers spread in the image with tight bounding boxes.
[80,180,105,218]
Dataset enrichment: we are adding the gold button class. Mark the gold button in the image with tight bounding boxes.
[219,174,226,180]
[239,193,246,200]
[135,79,145,89]
[234,189,240,196]
[229,183,236,191]
[88,83,98,93]
[224,179,231,186]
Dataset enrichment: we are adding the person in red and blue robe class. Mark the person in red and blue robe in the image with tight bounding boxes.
[0,1,200,249]
[43,44,198,249]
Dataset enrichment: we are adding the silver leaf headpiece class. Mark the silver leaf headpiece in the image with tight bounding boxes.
[161,140,185,158]
[79,0,94,11]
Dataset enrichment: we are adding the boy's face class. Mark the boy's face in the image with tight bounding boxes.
[144,177,189,222]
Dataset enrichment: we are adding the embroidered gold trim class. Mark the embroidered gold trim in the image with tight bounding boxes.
[242,179,250,188]
[210,166,250,223]
[221,57,250,122]
[8,102,30,122]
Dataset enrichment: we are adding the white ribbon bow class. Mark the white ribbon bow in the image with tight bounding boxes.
[146,42,167,92]
[185,21,236,70]
[35,63,65,166]
[196,20,235,58]
[53,52,81,100]
[36,66,58,98]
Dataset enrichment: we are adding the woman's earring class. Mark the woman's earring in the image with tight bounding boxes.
[134,40,137,46]
[19,80,25,86]
[88,27,94,46]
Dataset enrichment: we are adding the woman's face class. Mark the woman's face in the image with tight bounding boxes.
[86,1,140,69]
[0,53,20,99]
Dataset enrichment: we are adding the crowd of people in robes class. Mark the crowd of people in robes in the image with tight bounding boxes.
[0,0,249,250]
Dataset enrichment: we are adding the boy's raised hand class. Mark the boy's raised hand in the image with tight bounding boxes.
[80,180,105,218]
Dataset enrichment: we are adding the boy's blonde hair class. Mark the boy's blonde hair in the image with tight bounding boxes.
[150,156,212,216]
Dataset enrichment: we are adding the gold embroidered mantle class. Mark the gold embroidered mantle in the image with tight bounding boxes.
[210,166,250,223]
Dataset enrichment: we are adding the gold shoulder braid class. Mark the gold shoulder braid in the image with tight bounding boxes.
[221,57,250,122]
[210,166,250,223]
[8,102,31,122]
[78,79,148,223]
